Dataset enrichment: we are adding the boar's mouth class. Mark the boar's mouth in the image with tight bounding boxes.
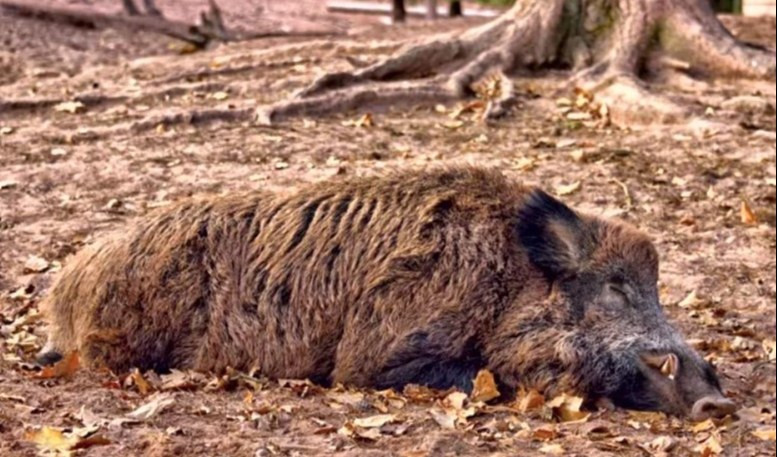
[609,351,737,421]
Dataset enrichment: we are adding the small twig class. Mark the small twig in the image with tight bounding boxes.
[613,178,633,211]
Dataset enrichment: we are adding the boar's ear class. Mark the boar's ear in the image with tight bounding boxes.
[517,189,593,278]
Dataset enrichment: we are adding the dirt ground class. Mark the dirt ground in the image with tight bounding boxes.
[1,1,775,456]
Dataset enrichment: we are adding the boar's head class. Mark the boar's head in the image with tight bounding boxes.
[516,190,736,421]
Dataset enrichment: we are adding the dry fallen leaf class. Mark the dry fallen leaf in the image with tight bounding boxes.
[211,91,229,101]
[513,157,537,172]
[646,436,677,453]
[538,443,565,455]
[338,422,381,441]
[24,255,51,273]
[353,414,396,429]
[470,370,500,403]
[444,391,468,410]
[741,201,758,225]
[129,369,153,395]
[36,351,80,379]
[555,181,582,197]
[532,425,558,441]
[547,394,589,423]
[678,290,705,309]
[0,126,14,135]
[763,339,776,362]
[691,418,716,433]
[53,101,86,114]
[449,100,486,119]
[752,427,776,441]
[342,113,374,128]
[0,179,17,190]
[326,390,366,407]
[696,434,724,456]
[26,426,110,455]
[517,389,546,413]
[429,408,457,429]
[127,392,175,420]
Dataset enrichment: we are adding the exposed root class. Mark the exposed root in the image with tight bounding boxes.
[0,0,342,49]
[296,39,466,98]
[583,75,686,125]
[130,107,254,132]
[152,58,323,85]
[258,77,457,125]
[0,81,230,114]
[664,3,776,79]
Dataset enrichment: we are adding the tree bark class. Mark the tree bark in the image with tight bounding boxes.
[427,0,438,19]
[448,1,462,18]
[392,0,406,23]
[259,0,776,125]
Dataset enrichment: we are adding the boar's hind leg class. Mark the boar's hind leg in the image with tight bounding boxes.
[374,330,486,392]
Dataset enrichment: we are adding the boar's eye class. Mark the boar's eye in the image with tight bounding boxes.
[606,282,631,304]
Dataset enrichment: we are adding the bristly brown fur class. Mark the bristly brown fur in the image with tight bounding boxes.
[40,166,724,414]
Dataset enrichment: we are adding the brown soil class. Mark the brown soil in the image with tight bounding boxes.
[1,2,775,456]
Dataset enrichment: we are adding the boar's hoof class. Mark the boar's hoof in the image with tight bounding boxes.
[690,395,738,422]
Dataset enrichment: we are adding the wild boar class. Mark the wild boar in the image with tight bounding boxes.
[37,167,736,421]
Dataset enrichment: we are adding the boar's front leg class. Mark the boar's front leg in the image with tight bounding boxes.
[374,329,487,392]
[334,312,488,392]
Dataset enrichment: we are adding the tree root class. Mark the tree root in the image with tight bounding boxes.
[256,0,775,126]
[130,107,254,132]
[258,77,457,125]
[664,3,776,79]
[0,0,342,49]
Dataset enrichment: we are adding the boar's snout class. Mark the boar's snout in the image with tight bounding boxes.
[690,395,738,422]
[622,346,738,421]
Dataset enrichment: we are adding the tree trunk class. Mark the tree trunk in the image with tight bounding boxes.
[141,0,161,16]
[427,0,438,19]
[448,1,462,17]
[392,0,406,23]
[122,0,140,15]
[259,0,776,125]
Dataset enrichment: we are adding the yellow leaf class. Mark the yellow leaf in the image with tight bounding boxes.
[678,290,705,309]
[353,414,396,429]
[696,435,724,455]
[539,444,565,455]
[691,419,716,433]
[53,101,86,114]
[513,157,537,172]
[516,389,545,413]
[555,181,582,197]
[763,339,777,362]
[212,91,229,101]
[444,391,468,410]
[752,427,776,441]
[741,201,758,225]
[470,370,500,403]
[26,427,77,452]
[129,369,153,396]
[547,393,589,423]
[441,120,465,129]
[25,427,110,454]
[342,113,374,128]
